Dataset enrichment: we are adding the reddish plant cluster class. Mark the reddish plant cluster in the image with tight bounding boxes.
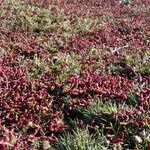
[65,19,149,55]
[0,64,68,149]
[22,0,150,10]
[66,71,133,102]
[0,0,149,149]
[0,28,45,58]
[86,76,150,146]
[0,58,149,149]
[0,40,149,144]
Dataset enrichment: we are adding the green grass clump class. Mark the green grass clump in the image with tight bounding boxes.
[55,128,108,150]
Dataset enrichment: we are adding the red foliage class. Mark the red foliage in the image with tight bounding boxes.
[0,28,46,58]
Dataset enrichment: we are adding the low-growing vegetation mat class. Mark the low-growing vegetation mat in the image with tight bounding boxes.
[0,0,150,149]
